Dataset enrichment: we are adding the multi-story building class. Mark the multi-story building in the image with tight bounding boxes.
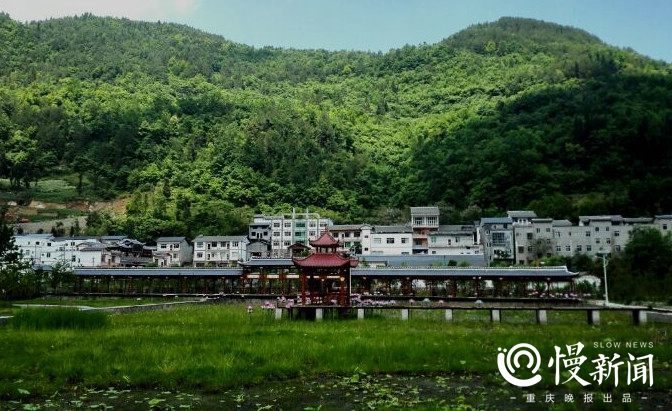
[330,224,365,254]
[13,234,119,268]
[153,237,193,267]
[653,215,672,235]
[249,211,332,258]
[192,235,247,266]
[507,210,537,225]
[427,225,480,256]
[479,217,515,264]
[513,217,554,264]
[410,206,440,254]
[490,212,665,265]
[360,225,413,255]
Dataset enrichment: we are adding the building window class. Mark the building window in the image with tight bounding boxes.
[72,255,77,262]
[273,231,280,237]
[197,252,203,258]
[284,222,291,228]
[296,222,306,228]
[586,245,592,252]
[414,217,423,225]
[536,228,540,233]
[386,238,395,244]
[576,245,582,252]
[427,217,438,225]
[595,238,601,244]
[527,233,533,240]
[491,232,507,246]
[174,243,180,249]
[556,246,561,252]
[196,242,203,248]
[373,238,381,244]
[160,244,167,249]
[401,238,408,244]
[614,231,620,237]
[663,224,668,230]
[565,246,571,252]
[284,231,291,237]
[518,246,524,253]
[273,222,281,228]
[585,231,591,237]
[273,241,279,247]
[546,228,551,233]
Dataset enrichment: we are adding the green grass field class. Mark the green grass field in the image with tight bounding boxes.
[0,178,83,204]
[0,303,670,410]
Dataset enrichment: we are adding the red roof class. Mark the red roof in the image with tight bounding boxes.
[309,231,341,248]
[293,253,359,268]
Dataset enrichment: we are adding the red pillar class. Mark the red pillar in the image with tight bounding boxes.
[301,273,307,305]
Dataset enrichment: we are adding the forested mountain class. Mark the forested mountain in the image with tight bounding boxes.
[1,13,671,240]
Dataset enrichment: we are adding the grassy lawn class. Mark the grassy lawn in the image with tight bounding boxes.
[0,304,670,410]
[0,178,83,204]
[14,297,202,308]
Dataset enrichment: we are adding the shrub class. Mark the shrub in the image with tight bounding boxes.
[11,308,109,330]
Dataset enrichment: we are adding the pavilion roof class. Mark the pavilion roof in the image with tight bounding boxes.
[309,231,341,248]
[293,253,359,268]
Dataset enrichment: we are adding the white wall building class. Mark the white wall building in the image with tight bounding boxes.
[427,225,481,256]
[13,234,118,268]
[248,211,332,258]
[192,235,247,266]
[153,237,193,267]
[360,225,413,255]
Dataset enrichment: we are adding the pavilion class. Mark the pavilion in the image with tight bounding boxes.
[292,231,359,306]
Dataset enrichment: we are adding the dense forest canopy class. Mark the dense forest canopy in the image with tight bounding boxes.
[1,13,671,239]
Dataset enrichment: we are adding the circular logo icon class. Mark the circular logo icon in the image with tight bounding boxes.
[497,343,543,387]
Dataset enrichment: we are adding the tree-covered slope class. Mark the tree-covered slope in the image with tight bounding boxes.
[0,13,671,239]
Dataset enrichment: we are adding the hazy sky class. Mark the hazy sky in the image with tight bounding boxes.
[1,0,670,62]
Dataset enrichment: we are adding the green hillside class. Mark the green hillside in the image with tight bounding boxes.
[1,13,671,240]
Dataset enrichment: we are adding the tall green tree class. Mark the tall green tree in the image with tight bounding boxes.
[0,207,33,300]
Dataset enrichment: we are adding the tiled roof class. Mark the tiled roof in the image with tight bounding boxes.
[330,224,366,231]
[194,235,247,242]
[552,219,573,227]
[480,217,512,225]
[373,225,412,234]
[240,258,294,267]
[353,266,578,278]
[507,210,537,218]
[410,206,440,216]
[293,253,359,268]
[156,237,187,243]
[309,231,340,247]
